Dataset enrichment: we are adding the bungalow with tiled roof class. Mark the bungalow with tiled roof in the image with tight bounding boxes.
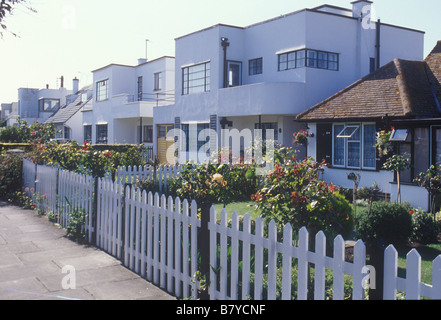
[297,41,441,211]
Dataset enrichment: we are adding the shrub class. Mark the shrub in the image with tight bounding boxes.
[253,153,353,240]
[0,152,23,199]
[355,201,413,246]
[409,209,439,244]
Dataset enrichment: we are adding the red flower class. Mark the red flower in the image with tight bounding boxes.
[105,152,112,158]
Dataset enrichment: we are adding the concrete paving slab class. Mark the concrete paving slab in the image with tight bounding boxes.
[0,201,176,300]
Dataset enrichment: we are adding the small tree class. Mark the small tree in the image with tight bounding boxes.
[414,165,441,216]
[382,155,410,204]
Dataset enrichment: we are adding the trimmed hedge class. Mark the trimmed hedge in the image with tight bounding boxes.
[0,143,32,153]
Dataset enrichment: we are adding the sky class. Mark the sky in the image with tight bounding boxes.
[0,0,440,104]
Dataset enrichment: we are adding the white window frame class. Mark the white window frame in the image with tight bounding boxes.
[332,122,376,170]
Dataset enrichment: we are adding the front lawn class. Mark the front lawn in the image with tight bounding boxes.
[213,201,260,219]
[397,243,441,285]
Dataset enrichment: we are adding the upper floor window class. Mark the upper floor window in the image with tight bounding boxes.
[278,49,338,71]
[154,72,162,91]
[249,58,263,76]
[38,98,60,112]
[182,62,210,95]
[96,79,109,101]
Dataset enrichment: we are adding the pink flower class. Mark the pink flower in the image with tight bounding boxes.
[41,194,47,199]
[31,131,36,136]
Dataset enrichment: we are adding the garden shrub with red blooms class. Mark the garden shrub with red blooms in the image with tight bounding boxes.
[252,147,353,239]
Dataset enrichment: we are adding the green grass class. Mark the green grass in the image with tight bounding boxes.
[396,243,441,285]
[213,201,260,219]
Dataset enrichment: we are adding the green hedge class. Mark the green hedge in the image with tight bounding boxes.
[0,143,31,153]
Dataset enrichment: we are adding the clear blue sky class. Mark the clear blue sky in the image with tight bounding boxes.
[0,0,440,104]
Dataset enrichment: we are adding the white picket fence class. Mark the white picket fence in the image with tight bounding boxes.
[384,246,441,300]
[21,160,441,300]
[109,164,181,194]
[57,169,95,240]
[209,208,367,300]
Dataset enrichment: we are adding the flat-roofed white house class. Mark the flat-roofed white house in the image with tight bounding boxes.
[84,56,175,147]
[4,78,72,126]
[153,0,425,163]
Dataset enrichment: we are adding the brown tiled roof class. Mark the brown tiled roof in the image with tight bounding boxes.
[297,43,441,121]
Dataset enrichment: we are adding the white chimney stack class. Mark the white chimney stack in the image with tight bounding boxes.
[351,0,373,19]
[73,77,79,93]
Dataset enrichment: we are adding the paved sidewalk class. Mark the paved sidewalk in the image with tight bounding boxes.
[0,201,176,300]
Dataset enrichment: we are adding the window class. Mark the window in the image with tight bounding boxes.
[64,126,71,140]
[370,58,376,73]
[96,79,109,101]
[138,76,143,101]
[84,125,92,143]
[154,72,162,91]
[96,124,108,144]
[333,123,376,169]
[38,98,60,112]
[255,123,278,141]
[249,58,263,75]
[278,49,338,71]
[180,123,210,155]
[228,61,242,87]
[182,62,210,95]
[144,125,153,143]
[390,129,410,142]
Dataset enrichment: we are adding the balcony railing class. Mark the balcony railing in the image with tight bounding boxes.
[127,90,175,106]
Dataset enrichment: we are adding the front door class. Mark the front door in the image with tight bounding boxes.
[157,125,174,164]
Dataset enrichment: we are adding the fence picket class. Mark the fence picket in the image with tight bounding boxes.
[254,217,264,300]
[333,235,345,300]
[353,240,367,300]
[174,197,182,298]
[230,211,239,300]
[406,249,421,300]
[298,227,309,300]
[281,223,293,300]
[241,214,251,300]
[314,231,326,300]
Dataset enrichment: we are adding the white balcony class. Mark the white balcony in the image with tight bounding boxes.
[217,82,306,117]
[111,91,175,119]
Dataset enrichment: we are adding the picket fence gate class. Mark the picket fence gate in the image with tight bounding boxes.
[21,159,441,300]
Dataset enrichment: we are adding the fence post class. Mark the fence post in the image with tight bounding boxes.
[368,239,386,300]
[198,200,211,300]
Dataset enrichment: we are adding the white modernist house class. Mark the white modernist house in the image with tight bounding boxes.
[84,56,175,147]
[4,80,72,126]
[153,0,424,163]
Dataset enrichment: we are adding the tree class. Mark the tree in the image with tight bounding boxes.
[0,0,36,37]
[382,155,410,204]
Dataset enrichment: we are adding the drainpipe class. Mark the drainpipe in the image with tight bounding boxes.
[376,19,381,70]
[221,37,230,88]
